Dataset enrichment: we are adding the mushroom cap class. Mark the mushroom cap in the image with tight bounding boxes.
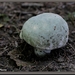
[20,13,69,52]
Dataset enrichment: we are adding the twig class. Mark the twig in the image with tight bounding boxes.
[13,11,37,15]
[21,3,44,7]
[71,31,75,34]
[0,68,7,71]
[0,64,5,67]
[68,38,73,43]
[41,61,54,71]
[68,43,75,51]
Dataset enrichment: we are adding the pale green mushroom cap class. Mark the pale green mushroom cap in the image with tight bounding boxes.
[20,13,69,56]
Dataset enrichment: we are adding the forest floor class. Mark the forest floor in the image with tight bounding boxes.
[0,2,75,72]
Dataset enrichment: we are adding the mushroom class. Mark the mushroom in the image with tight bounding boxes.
[20,13,69,56]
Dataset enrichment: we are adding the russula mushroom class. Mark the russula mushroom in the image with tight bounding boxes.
[20,13,69,56]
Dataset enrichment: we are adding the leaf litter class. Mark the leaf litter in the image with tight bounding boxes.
[0,2,75,72]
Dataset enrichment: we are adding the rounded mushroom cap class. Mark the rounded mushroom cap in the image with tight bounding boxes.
[20,13,69,52]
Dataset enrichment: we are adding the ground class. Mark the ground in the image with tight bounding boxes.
[0,2,75,72]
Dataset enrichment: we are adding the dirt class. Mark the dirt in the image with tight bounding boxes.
[0,2,75,72]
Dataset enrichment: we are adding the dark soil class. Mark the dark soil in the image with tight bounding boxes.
[0,2,75,72]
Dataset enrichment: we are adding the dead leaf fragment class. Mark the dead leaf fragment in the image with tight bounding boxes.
[0,24,3,28]
[8,49,32,67]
